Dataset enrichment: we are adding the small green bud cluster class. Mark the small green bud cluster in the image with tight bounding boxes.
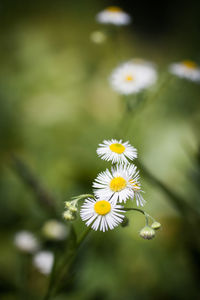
[63,200,78,221]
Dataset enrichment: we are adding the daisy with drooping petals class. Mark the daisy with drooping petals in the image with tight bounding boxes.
[169,60,200,82]
[129,180,145,206]
[93,164,141,204]
[97,139,137,164]
[96,6,131,26]
[110,60,157,95]
[80,198,124,231]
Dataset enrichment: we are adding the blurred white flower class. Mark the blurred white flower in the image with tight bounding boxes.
[97,139,137,164]
[14,231,39,253]
[42,219,68,241]
[93,164,142,204]
[96,6,131,26]
[169,60,200,82]
[33,251,54,275]
[80,198,124,231]
[110,60,157,95]
[90,31,107,44]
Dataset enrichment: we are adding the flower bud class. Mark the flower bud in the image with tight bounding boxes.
[65,201,78,212]
[63,211,76,221]
[140,226,155,240]
[151,221,161,230]
[121,217,129,227]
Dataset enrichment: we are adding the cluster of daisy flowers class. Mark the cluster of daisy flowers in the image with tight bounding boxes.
[93,6,200,86]
[64,139,161,238]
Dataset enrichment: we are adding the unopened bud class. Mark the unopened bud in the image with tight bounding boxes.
[121,217,129,228]
[64,201,78,213]
[140,226,155,240]
[63,211,76,221]
[151,221,161,230]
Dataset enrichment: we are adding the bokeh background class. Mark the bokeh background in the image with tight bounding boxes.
[1,0,200,299]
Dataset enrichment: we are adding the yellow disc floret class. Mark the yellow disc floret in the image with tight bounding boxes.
[94,200,111,215]
[182,60,197,69]
[109,143,125,154]
[110,177,127,192]
[125,75,134,81]
[107,6,122,12]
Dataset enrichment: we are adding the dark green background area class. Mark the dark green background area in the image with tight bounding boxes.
[0,0,200,299]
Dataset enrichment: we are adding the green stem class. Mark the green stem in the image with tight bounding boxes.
[43,227,91,300]
[124,207,154,225]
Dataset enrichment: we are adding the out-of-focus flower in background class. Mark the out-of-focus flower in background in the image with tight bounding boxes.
[169,60,200,82]
[33,251,54,275]
[90,31,107,44]
[80,198,125,231]
[14,231,39,253]
[109,60,157,95]
[96,6,131,26]
[42,219,68,241]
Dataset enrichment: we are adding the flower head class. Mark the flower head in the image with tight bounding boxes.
[97,139,137,164]
[14,231,39,253]
[93,164,142,204]
[33,251,54,275]
[96,6,131,26]
[110,60,157,95]
[80,198,125,231]
[42,220,68,241]
[169,60,200,82]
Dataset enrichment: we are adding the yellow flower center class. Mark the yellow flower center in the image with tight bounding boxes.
[106,6,122,12]
[129,179,140,190]
[110,177,127,192]
[182,60,197,69]
[125,75,134,81]
[109,143,125,154]
[94,200,111,215]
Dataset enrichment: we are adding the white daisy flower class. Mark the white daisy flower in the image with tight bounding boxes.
[80,198,125,232]
[96,6,131,26]
[33,251,54,275]
[42,219,68,241]
[169,60,200,82]
[14,231,39,253]
[97,139,137,164]
[110,60,157,95]
[93,164,142,204]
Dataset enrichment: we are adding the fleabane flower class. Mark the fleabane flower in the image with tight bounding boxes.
[93,164,142,204]
[14,231,39,253]
[97,139,137,164]
[33,251,54,275]
[96,6,131,26]
[42,220,68,241]
[110,60,157,95]
[169,60,200,82]
[80,198,124,232]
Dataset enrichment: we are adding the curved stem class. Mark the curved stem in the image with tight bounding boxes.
[124,207,155,225]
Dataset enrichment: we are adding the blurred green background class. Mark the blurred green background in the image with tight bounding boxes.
[0,0,200,299]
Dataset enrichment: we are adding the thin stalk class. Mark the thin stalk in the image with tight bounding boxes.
[43,227,91,300]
